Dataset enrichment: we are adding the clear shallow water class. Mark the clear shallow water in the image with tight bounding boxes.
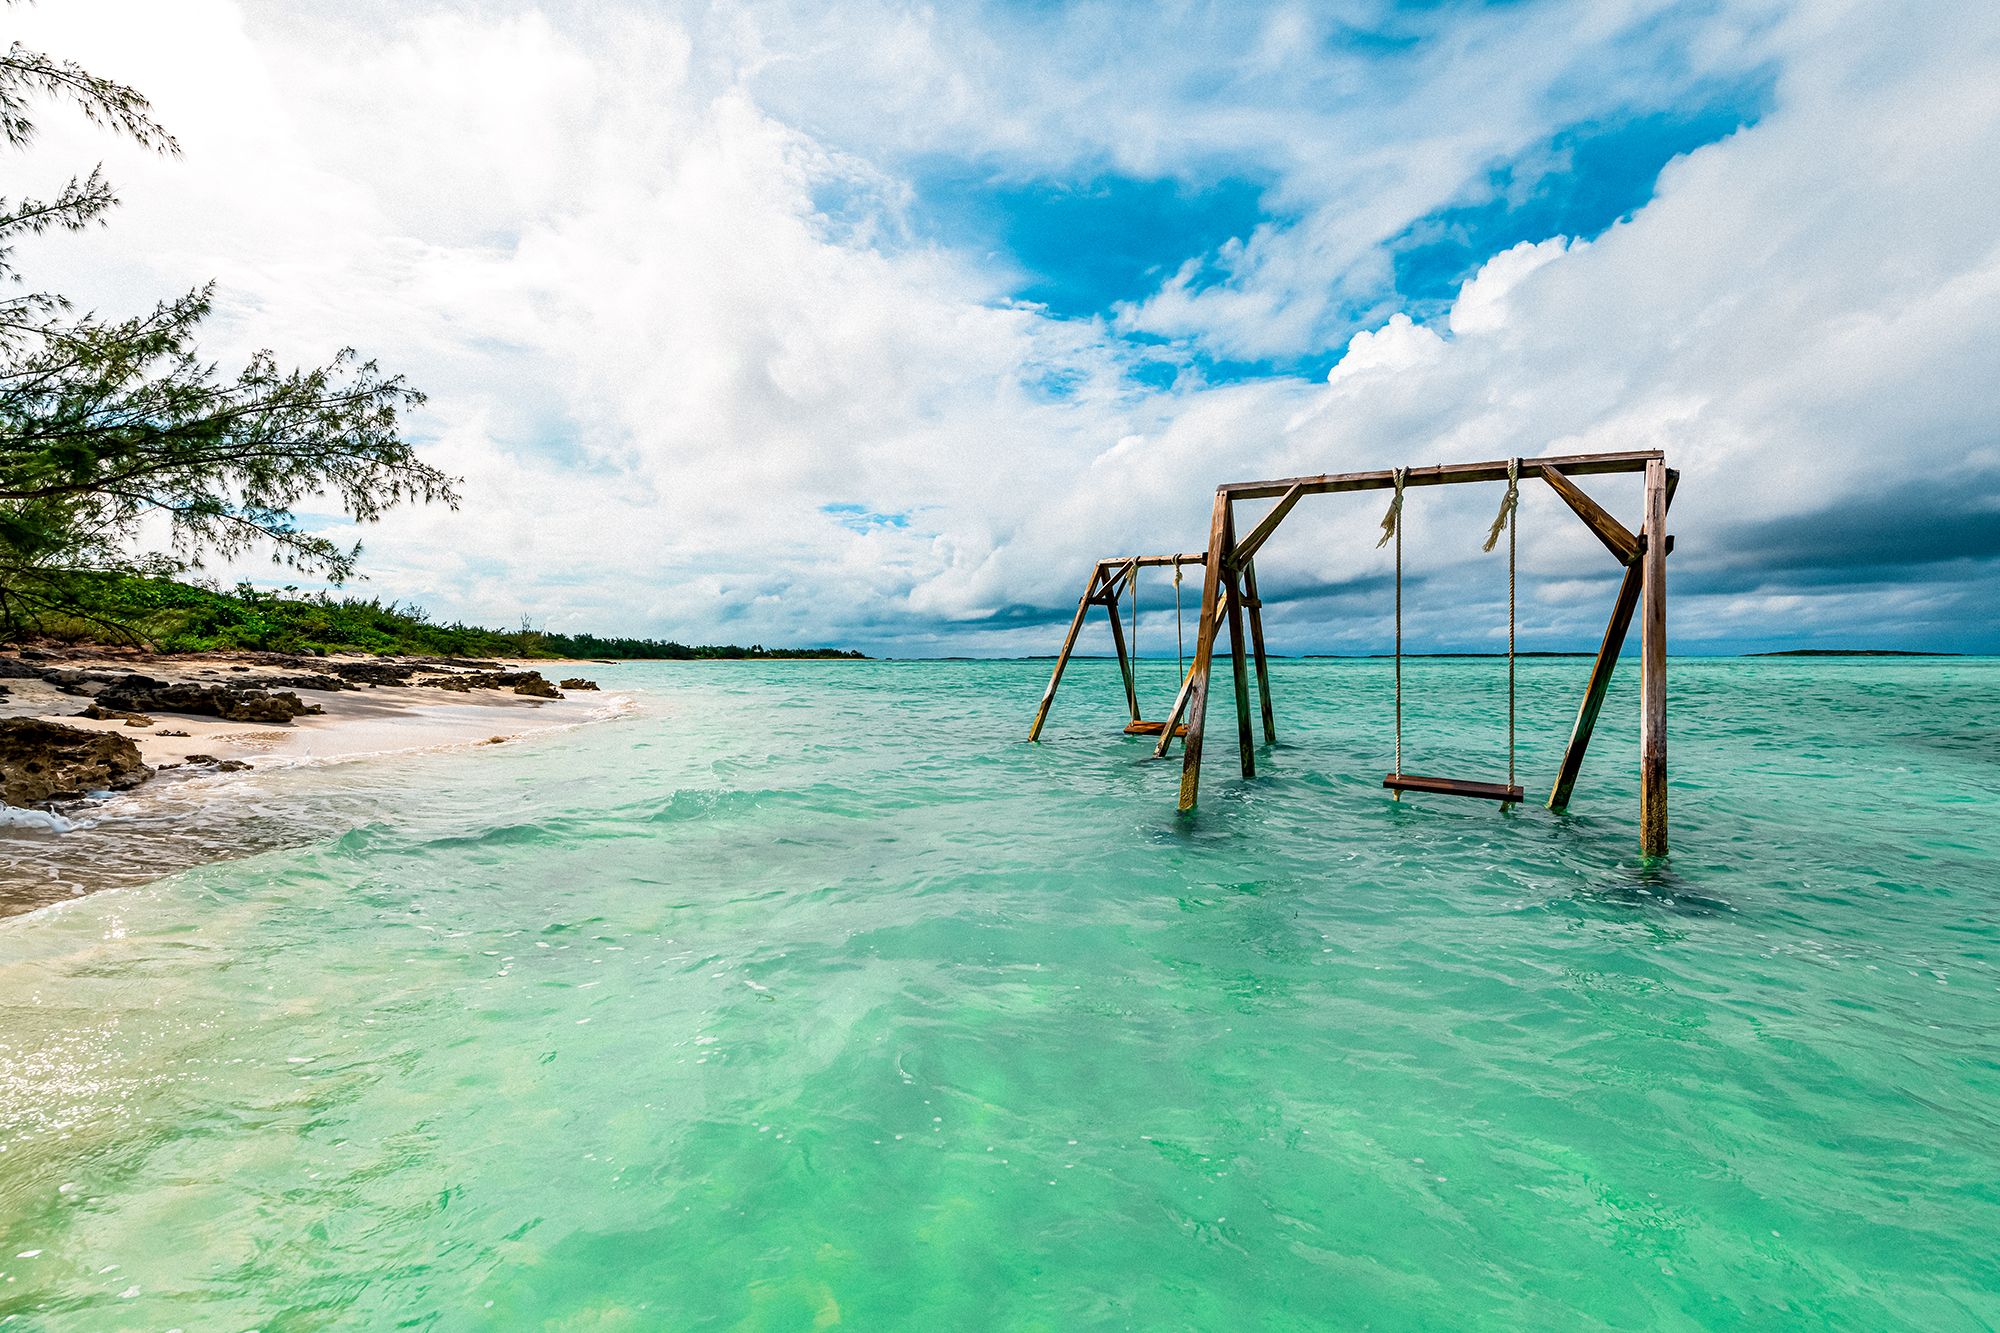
[1,658,1996,1329]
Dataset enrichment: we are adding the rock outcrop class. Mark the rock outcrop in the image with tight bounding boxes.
[91,679,323,723]
[329,661,420,687]
[559,678,600,691]
[0,718,153,806]
[417,670,561,698]
[74,704,155,727]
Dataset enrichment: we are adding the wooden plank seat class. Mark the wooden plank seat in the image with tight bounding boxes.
[1125,719,1188,737]
[1383,773,1524,803]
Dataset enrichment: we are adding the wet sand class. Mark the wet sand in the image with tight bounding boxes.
[0,655,632,916]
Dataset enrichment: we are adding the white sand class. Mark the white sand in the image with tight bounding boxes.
[0,656,626,772]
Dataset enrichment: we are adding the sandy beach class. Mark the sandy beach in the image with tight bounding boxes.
[0,650,633,914]
[0,654,616,767]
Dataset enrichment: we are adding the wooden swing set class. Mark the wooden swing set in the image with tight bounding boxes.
[1028,449,1676,856]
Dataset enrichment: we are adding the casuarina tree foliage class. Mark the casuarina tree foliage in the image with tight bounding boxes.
[0,29,457,639]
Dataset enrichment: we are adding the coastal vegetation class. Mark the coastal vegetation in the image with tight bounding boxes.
[0,38,451,641]
[6,571,865,659]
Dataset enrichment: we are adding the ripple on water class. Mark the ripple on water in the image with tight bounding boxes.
[1,658,1998,1329]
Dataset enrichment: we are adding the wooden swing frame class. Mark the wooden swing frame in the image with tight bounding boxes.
[1031,449,1677,857]
[1027,551,1211,743]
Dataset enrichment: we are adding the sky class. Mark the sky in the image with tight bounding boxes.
[9,0,2000,655]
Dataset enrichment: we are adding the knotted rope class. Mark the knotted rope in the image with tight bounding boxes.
[1482,458,1520,792]
[1127,558,1140,708]
[1483,456,1519,554]
[1173,558,1185,679]
[1376,470,1406,549]
[1383,468,1407,783]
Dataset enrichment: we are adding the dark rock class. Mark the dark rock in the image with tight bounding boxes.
[74,704,155,727]
[415,670,562,699]
[330,661,420,686]
[252,673,350,693]
[0,657,42,679]
[45,668,155,696]
[183,753,251,772]
[559,678,600,691]
[94,678,323,723]
[158,729,190,737]
[0,718,152,805]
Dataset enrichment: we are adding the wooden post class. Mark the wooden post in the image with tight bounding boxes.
[1154,587,1227,758]
[1546,562,1641,811]
[1221,509,1255,779]
[1243,560,1275,744]
[1103,567,1141,724]
[1028,563,1104,742]
[1176,491,1233,811]
[1640,459,1669,856]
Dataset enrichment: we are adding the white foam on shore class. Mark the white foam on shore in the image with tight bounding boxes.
[0,806,79,833]
[237,689,643,771]
[0,686,645,916]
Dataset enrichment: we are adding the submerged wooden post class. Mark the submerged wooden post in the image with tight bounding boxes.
[1547,563,1641,812]
[1102,564,1141,724]
[1176,491,1233,810]
[1243,560,1275,744]
[1028,563,1104,742]
[1154,587,1227,758]
[1221,511,1255,778]
[1640,459,1669,856]
[1549,466,1677,815]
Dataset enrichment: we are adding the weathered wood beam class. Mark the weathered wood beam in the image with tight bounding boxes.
[1536,463,1640,565]
[1243,560,1275,744]
[1385,773,1525,803]
[1221,508,1255,779]
[1546,468,1680,812]
[1231,483,1303,566]
[1175,491,1233,809]
[1222,449,1661,501]
[1028,562,1106,742]
[1153,590,1225,758]
[1099,552,1210,570]
[1102,575,1141,724]
[1640,458,1669,856]
[1546,562,1641,811]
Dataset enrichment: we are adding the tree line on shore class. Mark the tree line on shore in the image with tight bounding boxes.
[10,572,864,660]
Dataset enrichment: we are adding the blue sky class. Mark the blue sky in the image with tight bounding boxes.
[14,0,2000,654]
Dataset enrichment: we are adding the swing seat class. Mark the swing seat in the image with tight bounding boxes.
[1384,772,1524,803]
[1125,719,1188,737]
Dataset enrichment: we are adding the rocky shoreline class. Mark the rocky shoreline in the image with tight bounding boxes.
[0,649,602,813]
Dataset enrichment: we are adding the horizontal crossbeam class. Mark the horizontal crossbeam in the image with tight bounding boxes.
[1221,450,1661,501]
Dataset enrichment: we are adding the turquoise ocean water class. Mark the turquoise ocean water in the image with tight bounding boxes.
[1,658,1996,1329]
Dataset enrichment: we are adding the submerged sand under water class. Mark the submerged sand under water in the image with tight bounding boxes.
[0,681,630,913]
[0,657,1996,1328]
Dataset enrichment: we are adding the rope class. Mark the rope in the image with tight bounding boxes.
[1127,559,1140,706]
[1508,461,1516,790]
[1376,474,1405,549]
[1483,459,1520,792]
[1386,468,1406,783]
[1174,558,1185,678]
[1483,457,1519,553]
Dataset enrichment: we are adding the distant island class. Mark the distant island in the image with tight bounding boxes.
[8,574,867,661]
[1746,649,1961,657]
